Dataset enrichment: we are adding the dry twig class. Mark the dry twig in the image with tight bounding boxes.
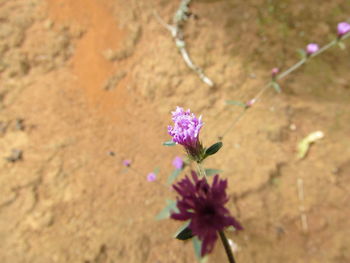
[154,0,214,87]
[297,178,308,233]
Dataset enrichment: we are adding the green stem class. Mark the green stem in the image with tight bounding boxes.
[309,39,337,58]
[219,34,350,140]
[219,108,247,140]
[277,39,337,81]
[277,57,307,80]
[219,231,236,263]
[196,162,206,179]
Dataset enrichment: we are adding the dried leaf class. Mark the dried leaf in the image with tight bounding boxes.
[297,131,324,160]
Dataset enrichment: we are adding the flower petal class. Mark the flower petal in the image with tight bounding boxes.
[200,231,218,256]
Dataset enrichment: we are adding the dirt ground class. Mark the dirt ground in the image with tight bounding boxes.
[1,0,350,262]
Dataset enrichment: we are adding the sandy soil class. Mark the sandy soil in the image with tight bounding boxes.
[1,0,350,262]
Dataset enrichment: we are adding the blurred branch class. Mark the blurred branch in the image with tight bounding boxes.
[154,0,214,87]
[219,33,350,140]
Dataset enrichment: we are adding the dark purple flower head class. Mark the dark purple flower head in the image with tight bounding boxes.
[172,156,184,170]
[306,43,319,55]
[337,22,350,37]
[168,107,204,160]
[171,171,243,256]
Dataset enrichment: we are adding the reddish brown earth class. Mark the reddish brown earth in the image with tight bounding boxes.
[1,0,350,262]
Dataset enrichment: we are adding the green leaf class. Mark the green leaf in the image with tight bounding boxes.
[155,200,178,220]
[204,169,223,176]
[338,41,346,50]
[205,142,223,156]
[154,167,160,175]
[163,141,176,146]
[174,221,190,236]
[271,81,281,93]
[226,100,246,108]
[167,169,181,185]
[297,48,307,59]
[193,236,208,262]
[193,236,202,259]
[175,226,194,241]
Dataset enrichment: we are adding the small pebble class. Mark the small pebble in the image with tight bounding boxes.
[0,121,8,134]
[289,123,297,131]
[15,119,25,131]
[249,73,256,79]
[6,149,23,162]
[228,239,240,253]
[44,19,54,29]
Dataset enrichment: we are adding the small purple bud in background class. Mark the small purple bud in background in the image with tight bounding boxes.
[123,159,132,167]
[337,22,350,37]
[172,156,184,170]
[246,98,256,108]
[147,172,157,182]
[271,67,279,78]
[306,43,319,55]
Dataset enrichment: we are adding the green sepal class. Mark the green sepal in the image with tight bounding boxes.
[271,81,281,93]
[204,169,223,176]
[163,141,176,146]
[175,222,194,241]
[338,41,346,50]
[226,100,246,108]
[297,48,307,59]
[204,142,223,157]
[155,200,178,220]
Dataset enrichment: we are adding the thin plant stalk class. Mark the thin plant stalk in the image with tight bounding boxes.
[220,108,247,140]
[196,162,206,178]
[219,33,350,140]
[277,57,307,80]
[196,164,237,262]
[219,230,236,263]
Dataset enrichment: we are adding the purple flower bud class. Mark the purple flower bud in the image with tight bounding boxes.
[123,159,132,167]
[172,156,184,170]
[306,43,319,55]
[271,67,279,78]
[337,22,350,37]
[147,172,156,182]
[246,98,256,108]
[168,107,204,161]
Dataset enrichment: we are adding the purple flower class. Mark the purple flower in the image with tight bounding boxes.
[172,156,184,170]
[246,98,256,108]
[123,159,132,167]
[147,172,156,182]
[168,107,204,160]
[171,171,243,256]
[306,43,319,55]
[337,22,350,37]
[271,67,279,77]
